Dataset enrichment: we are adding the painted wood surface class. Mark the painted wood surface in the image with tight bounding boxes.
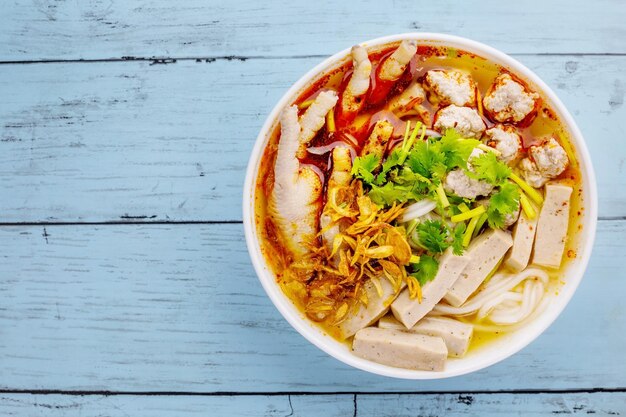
[2,0,626,414]
[0,392,624,416]
[0,220,623,392]
[0,55,624,222]
[2,0,625,61]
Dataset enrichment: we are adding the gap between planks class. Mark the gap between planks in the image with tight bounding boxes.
[0,52,626,66]
[0,387,625,396]
[0,217,621,227]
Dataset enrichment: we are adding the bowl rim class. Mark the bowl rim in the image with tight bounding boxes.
[243,32,598,379]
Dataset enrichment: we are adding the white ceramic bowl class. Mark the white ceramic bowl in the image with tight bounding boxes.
[243,33,597,379]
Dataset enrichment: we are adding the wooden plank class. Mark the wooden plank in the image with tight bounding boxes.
[0,55,623,222]
[1,0,625,61]
[356,392,626,416]
[0,392,624,416]
[0,220,623,392]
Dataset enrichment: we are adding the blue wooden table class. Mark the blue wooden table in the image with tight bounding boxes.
[1,1,625,415]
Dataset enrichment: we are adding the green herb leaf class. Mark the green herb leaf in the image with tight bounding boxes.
[374,122,424,186]
[451,223,466,255]
[368,182,412,206]
[470,151,512,185]
[375,148,403,185]
[416,219,451,253]
[389,167,430,189]
[368,167,431,206]
[486,183,521,229]
[410,255,439,286]
[438,128,481,170]
[351,153,380,185]
[357,128,490,208]
[406,140,447,179]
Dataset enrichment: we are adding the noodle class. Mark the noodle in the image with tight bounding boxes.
[432,268,550,328]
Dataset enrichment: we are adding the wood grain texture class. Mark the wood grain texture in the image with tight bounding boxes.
[2,0,625,61]
[356,392,626,416]
[0,392,624,416]
[0,394,355,417]
[0,55,623,222]
[1,1,625,413]
[0,220,623,392]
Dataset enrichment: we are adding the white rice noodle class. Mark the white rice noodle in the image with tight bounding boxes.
[432,267,550,328]
[399,199,437,223]
[462,296,551,333]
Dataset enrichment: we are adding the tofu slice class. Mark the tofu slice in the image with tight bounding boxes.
[532,183,573,268]
[352,327,447,371]
[379,315,473,358]
[391,248,470,329]
[444,229,513,307]
[337,278,405,340]
[505,210,539,272]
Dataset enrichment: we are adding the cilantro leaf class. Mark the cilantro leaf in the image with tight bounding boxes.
[409,255,439,286]
[413,218,466,255]
[451,223,466,255]
[416,220,451,253]
[389,167,430,189]
[368,182,412,206]
[374,148,403,185]
[446,194,469,207]
[351,153,380,185]
[491,183,520,212]
[470,151,511,185]
[438,128,480,170]
[487,210,505,229]
[406,140,446,179]
[356,128,489,208]
[368,167,430,206]
[486,183,520,229]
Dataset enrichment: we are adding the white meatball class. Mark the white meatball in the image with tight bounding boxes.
[433,105,486,138]
[503,205,521,228]
[529,137,569,178]
[468,147,485,161]
[424,69,477,107]
[518,157,548,188]
[478,198,520,228]
[483,124,523,165]
[444,169,494,200]
[444,148,495,199]
[483,73,539,124]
